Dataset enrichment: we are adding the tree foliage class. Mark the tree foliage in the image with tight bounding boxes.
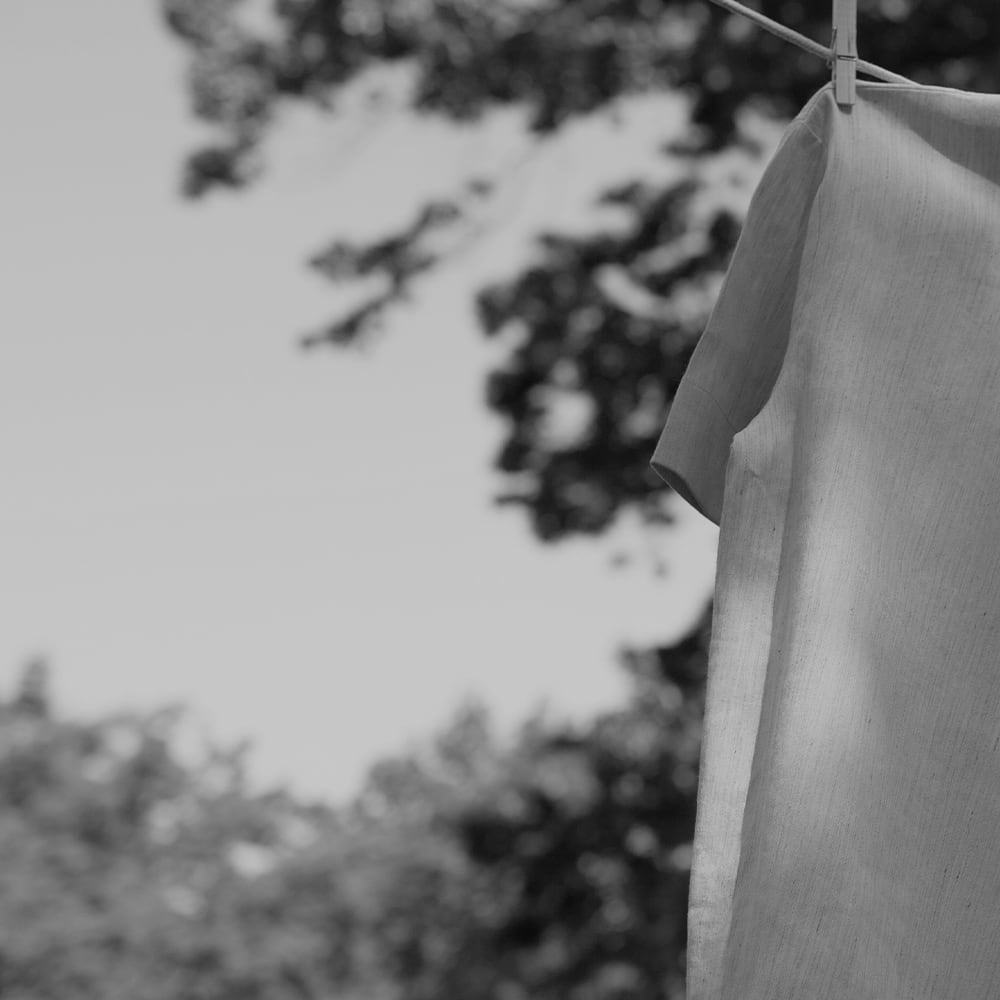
[0,610,707,999]
[163,0,1000,541]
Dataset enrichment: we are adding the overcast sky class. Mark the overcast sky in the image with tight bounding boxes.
[0,0,718,803]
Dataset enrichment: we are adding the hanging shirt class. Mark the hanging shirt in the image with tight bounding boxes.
[651,81,1000,1000]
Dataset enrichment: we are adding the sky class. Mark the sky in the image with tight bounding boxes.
[0,0,719,803]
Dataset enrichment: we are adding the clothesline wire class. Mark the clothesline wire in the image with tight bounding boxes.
[703,0,914,86]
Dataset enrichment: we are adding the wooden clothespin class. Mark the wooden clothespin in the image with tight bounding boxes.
[832,0,857,108]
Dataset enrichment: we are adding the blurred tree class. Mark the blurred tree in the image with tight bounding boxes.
[0,658,492,999]
[448,606,710,1000]
[0,614,707,999]
[0,660,337,999]
[162,0,1000,542]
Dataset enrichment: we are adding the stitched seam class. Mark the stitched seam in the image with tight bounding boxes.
[683,379,739,435]
[802,117,825,145]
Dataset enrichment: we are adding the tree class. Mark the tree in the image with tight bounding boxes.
[0,661,330,999]
[449,609,710,1000]
[0,618,707,999]
[0,659,481,999]
[162,0,1000,542]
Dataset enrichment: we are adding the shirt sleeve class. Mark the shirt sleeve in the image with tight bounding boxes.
[650,92,831,525]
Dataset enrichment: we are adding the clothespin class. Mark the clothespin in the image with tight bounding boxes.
[832,0,857,108]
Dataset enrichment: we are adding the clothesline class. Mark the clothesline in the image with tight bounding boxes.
[704,0,914,86]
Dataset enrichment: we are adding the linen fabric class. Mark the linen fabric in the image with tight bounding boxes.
[651,81,1000,999]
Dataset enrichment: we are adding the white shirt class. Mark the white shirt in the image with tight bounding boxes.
[652,81,1000,1000]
